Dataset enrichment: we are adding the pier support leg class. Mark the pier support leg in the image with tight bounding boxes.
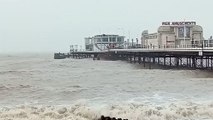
[189,57,192,68]
[153,57,155,64]
[192,57,196,69]
[164,57,166,66]
[158,57,160,65]
[130,56,132,63]
[207,56,210,68]
[134,55,136,63]
[149,57,151,69]
[176,57,179,67]
[186,57,188,68]
[211,57,213,70]
[207,57,209,68]
[201,57,203,69]
[195,57,198,69]
[143,57,146,67]
[138,56,141,64]
[179,58,182,67]
[124,55,127,61]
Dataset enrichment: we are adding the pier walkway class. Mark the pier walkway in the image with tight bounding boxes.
[55,47,213,70]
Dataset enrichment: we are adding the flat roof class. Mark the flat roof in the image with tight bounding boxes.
[94,34,122,37]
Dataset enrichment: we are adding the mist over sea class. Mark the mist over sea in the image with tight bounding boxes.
[0,53,213,120]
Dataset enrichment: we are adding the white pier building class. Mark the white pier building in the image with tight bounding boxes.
[85,34,125,51]
[141,21,204,48]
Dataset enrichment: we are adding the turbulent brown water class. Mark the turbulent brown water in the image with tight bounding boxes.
[0,53,213,120]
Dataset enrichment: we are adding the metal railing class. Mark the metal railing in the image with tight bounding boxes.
[124,43,213,50]
[70,43,213,52]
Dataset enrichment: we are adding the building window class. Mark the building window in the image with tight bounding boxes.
[178,27,190,38]
[185,27,190,38]
[102,38,108,42]
[148,35,157,39]
[170,27,174,32]
[117,37,123,42]
[178,27,184,38]
[110,37,116,42]
[97,38,101,42]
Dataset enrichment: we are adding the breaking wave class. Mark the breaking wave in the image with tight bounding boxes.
[1,101,213,120]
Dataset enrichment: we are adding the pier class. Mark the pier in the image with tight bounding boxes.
[55,46,213,70]
[53,21,213,70]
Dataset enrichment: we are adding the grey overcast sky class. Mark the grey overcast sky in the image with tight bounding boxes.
[0,0,212,53]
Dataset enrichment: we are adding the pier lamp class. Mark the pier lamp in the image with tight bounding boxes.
[80,45,82,51]
[124,41,127,49]
[132,39,134,48]
[136,38,138,48]
[127,39,129,48]
[75,45,78,52]
[166,36,168,48]
[70,45,74,52]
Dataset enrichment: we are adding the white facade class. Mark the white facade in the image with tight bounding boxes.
[85,34,125,51]
[141,21,204,48]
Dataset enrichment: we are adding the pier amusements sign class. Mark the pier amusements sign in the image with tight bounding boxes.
[162,21,196,26]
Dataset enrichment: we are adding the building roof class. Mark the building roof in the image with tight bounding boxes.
[191,25,203,32]
[94,34,120,37]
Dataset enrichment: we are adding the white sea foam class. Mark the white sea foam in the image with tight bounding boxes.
[1,101,213,120]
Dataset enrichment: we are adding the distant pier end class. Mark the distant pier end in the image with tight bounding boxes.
[54,53,67,59]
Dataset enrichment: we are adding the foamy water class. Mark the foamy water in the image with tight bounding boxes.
[0,53,213,120]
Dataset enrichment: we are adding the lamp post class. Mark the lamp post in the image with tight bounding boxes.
[174,35,176,48]
[183,19,186,48]
[136,38,138,48]
[192,34,194,48]
[127,39,129,48]
[166,36,168,48]
[79,45,81,51]
[70,45,74,52]
[75,45,78,52]
[132,39,134,48]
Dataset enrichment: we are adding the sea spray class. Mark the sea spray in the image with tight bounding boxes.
[1,102,213,120]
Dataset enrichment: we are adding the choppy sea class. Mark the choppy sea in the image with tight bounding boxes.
[0,53,213,120]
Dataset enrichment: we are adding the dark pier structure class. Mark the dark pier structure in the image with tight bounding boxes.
[55,48,213,70]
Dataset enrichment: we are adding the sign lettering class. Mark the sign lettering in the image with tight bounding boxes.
[162,21,196,26]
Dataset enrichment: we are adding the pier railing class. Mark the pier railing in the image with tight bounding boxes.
[71,43,213,52]
[125,43,213,50]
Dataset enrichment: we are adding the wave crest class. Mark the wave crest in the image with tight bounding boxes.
[1,102,213,120]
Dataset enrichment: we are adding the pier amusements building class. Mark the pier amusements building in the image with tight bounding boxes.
[141,21,204,48]
[85,34,125,51]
